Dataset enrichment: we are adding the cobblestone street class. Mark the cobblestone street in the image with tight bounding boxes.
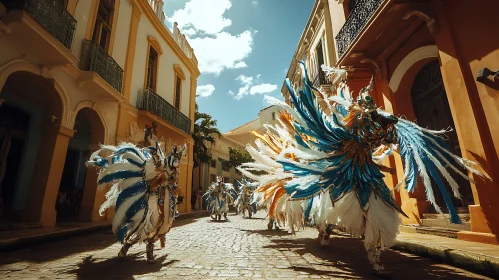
[0,212,490,280]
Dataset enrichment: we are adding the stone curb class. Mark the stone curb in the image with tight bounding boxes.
[0,211,208,252]
[392,239,499,278]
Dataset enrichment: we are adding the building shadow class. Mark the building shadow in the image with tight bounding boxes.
[67,254,178,280]
[262,235,486,279]
[0,230,117,266]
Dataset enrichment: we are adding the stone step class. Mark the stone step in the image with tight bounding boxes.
[415,226,460,239]
[422,213,470,220]
[421,218,471,231]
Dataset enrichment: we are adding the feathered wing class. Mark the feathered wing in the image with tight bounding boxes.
[86,143,161,243]
[393,117,486,224]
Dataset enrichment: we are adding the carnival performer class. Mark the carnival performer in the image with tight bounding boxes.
[238,61,488,275]
[204,176,237,221]
[86,139,186,263]
[234,177,259,218]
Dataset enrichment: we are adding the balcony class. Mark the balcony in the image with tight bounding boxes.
[173,22,198,66]
[79,40,123,94]
[1,0,76,49]
[137,88,192,135]
[0,0,78,65]
[335,0,384,59]
[335,0,433,68]
[312,69,330,88]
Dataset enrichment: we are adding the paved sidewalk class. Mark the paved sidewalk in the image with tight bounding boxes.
[0,210,208,251]
[393,232,499,278]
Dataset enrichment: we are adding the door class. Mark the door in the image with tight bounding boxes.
[411,60,473,211]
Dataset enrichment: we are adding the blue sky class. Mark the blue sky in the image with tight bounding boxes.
[163,0,313,132]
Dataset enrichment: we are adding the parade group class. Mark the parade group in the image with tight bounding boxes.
[85,63,487,276]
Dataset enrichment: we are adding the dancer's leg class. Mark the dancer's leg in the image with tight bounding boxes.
[146,241,155,263]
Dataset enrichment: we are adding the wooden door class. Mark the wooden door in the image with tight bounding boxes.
[411,60,473,211]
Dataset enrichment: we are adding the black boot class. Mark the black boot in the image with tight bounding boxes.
[146,242,155,263]
[118,243,131,258]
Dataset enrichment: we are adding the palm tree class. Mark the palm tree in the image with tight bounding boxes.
[192,103,221,207]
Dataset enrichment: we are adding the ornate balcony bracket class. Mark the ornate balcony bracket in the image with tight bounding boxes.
[403,10,437,35]
[360,58,381,76]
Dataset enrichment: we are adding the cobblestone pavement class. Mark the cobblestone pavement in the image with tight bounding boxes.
[0,212,490,280]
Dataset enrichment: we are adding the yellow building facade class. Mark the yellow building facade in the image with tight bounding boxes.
[0,0,198,228]
[192,135,244,201]
[282,0,337,104]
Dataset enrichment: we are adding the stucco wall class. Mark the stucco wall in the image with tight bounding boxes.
[131,18,192,117]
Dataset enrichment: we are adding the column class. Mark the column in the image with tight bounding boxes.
[375,72,430,224]
[24,125,74,227]
[322,0,338,66]
[433,1,499,244]
[185,138,194,213]
[122,2,142,102]
[79,145,108,222]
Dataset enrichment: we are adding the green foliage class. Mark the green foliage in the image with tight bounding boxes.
[192,103,221,168]
[228,147,254,167]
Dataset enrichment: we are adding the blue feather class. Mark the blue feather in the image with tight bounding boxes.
[98,170,144,184]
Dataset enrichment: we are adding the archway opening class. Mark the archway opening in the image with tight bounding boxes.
[57,107,105,222]
[410,60,473,213]
[0,71,64,225]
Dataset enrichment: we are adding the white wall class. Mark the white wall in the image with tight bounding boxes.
[72,0,93,59]
[131,18,192,117]
[112,2,132,69]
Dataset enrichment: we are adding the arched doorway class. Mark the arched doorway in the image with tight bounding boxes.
[58,107,105,222]
[0,103,30,222]
[0,70,66,226]
[410,60,473,212]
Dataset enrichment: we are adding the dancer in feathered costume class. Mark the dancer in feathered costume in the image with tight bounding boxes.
[234,177,259,218]
[204,176,238,221]
[86,141,187,263]
[239,61,488,275]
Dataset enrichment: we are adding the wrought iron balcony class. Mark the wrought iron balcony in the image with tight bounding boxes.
[335,0,384,59]
[0,0,76,50]
[80,40,123,93]
[137,88,192,135]
[312,69,330,88]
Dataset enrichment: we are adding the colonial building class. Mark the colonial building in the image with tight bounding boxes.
[224,105,282,147]
[0,0,198,228]
[192,135,244,199]
[282,0,337,103]
[287,0,498,244]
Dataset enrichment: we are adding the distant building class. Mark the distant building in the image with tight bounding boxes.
[0,0,199,227]
[192,135,245,199]
[224,105,282,147]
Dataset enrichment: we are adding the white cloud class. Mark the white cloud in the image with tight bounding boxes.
[252,1,258,6]
[234,75,277,100]
[168,0,256,76]
[234,61,248,68]
[197,84,215,98]
[170,0,232,35]
[250,84,278,95]
[228,90,235,96]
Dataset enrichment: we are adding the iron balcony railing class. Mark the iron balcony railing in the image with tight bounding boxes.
[80,40,123,93]
[335,0,384,59]
[312,69,330,88]
[137,88,192,135]
[0,0,76,50]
